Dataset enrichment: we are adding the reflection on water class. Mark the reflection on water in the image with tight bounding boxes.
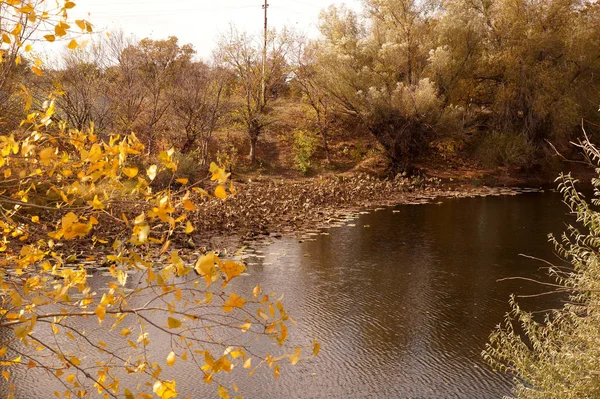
[2,192,569,398]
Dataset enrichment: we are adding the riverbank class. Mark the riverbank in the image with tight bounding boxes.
[185,172,545,252]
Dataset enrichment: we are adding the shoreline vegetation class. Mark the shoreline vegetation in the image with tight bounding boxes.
[160,170,555,255]
[47,161,594,267]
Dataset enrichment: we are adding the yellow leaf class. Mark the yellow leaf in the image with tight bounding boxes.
[289,348,301,365]
[239,322,251,333]
[44,34,55,42]
[64,1,76,9]
[243,358,252,369]
[146,165,157,181]
[176,178,188,184]
[192,187,209,196]
[89,195,105,210]
[184,221,194,234]
[122,167,138,178]
[14,325,28,339]
[75,19,85,30]
[257,309,269,320]
[209,162,229,183]
[31,216,39,223]
[153,380,177,399]
[117,269,127,286]
[228,350,244,359]
[313,340,320,356]
[166,351,176,366]
[194,253,219,286]
[39,147,53,165]
[121,328,131,337]
[137,224,150,244]
[11,23,22,36]
[69,356,81,366]
[94,305,106,322]
[214,185,227,199]
[66,374,76,384]
[55,22,68,37]
[217,386,229,399]
[167,317,181,329]
[134,213,145,225]
[183,199,195,211]
[222,293,246,313]
[219,260,246,287]
[67,39,78,49]
[1,370,9,381]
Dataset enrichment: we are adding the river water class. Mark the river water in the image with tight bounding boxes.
[3,191,572,398]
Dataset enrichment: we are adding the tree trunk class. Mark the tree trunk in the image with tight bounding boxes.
[249,136,258,164]
[180,136,195,154]
[320,128,331,164]
[200,138,209,166]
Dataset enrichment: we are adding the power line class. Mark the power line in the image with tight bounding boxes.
[84,4,259,18]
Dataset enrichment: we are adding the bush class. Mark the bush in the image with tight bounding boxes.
[360,79,442,169]
[483,137,600,398]
[293,129,320,174]
[476,131,537,169]
[152,151,205,189]
[216,142,239,174]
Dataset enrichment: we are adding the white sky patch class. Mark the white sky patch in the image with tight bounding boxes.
[54,0,362,60]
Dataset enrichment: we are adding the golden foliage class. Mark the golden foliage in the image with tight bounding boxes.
[0,93,312,399]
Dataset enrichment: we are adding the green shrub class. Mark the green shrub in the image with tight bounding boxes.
[293,129,319,174]
[483,138,600,398]
[152,151,203,189]
[216,142,239,173]
[476,131,536,168]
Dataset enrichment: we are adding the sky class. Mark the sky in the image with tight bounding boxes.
[64,0,363,59]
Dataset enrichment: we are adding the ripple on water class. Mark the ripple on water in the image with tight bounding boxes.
[4,193,569,399]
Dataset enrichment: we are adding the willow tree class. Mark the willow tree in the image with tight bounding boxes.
[315,2,445,169]
[435,0,600,147]
[484,136,600,398]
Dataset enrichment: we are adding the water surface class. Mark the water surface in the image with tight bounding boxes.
[3,192,571,398]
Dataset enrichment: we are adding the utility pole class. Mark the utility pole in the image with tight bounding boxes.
[261,0,268,107]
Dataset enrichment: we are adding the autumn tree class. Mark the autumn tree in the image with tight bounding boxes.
[51,47,114,132]
[291,40,336,163]
[0,4,313,399]
[103,30,147,134]
[172,61,228,163]
[216,27,296,164]
[120,36,195,152]
[0,0,79,133]
[434,0,600,156]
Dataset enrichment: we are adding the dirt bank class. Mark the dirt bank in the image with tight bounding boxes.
[184,173,543,252]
